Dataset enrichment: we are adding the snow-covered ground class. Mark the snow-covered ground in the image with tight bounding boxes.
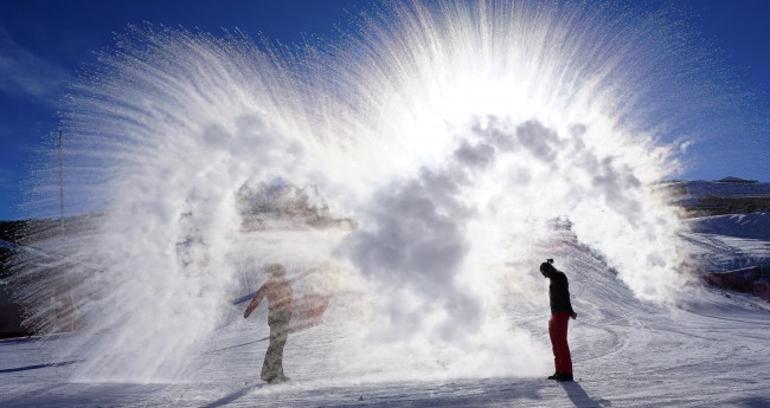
[2,218,770,407]
[684,213,770,271]
[688,212,770,241]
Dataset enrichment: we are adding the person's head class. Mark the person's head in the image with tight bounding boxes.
[540,258,555,278]
[265,263,287,278]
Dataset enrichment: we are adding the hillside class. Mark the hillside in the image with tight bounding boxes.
[666,179,770,216]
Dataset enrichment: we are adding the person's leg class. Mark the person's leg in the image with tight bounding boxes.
[262,310,290,382]
[561,315,572,375]
[261,336,277,381]
[262,312,285,382]
[273,311,290,379]
[548,314,561,374]
[273,333,287,378]
[261,326,279,381]
[553,312,572,377]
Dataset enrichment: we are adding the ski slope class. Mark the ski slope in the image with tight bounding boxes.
[684,213,770,272]
[2,223,770,407]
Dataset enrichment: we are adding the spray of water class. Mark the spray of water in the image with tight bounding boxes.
[12,1,697,383]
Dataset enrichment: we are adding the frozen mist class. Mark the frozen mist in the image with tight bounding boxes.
[9,1,704,385]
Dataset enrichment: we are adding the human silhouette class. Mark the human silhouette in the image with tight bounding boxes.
[540,258,577,382]
[243,263,293,383]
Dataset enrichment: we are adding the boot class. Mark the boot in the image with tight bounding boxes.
[267,374,290,384]
[556,373,574,382]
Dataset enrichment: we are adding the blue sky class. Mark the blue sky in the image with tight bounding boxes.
[0,1,769,220]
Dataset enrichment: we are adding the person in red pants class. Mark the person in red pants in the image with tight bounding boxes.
[540,259,577,382]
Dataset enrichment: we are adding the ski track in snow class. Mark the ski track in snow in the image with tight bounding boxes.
[2,230,770,407]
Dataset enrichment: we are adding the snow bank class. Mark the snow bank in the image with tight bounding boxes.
[688,213,770,240]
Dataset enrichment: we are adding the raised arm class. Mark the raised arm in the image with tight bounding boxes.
[243,284,266,318]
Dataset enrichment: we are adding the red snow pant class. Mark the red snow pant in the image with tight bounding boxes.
[549,312,573,374]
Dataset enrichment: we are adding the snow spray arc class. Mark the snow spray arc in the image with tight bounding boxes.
[12,1,701,382]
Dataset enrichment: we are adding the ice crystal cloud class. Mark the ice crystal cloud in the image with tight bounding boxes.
[15,1,694,382]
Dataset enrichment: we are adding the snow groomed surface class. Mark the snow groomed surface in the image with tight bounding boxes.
[2,223,769,407]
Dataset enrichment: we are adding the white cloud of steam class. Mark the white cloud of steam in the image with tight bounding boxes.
[13,1,697,384]
[345,115,685,352]
[346,143,494,340]
[345,119,571,343]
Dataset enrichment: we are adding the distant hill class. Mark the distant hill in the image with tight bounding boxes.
[664,179,770,217]
[0,220,33,338]
[716,176,759,184]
